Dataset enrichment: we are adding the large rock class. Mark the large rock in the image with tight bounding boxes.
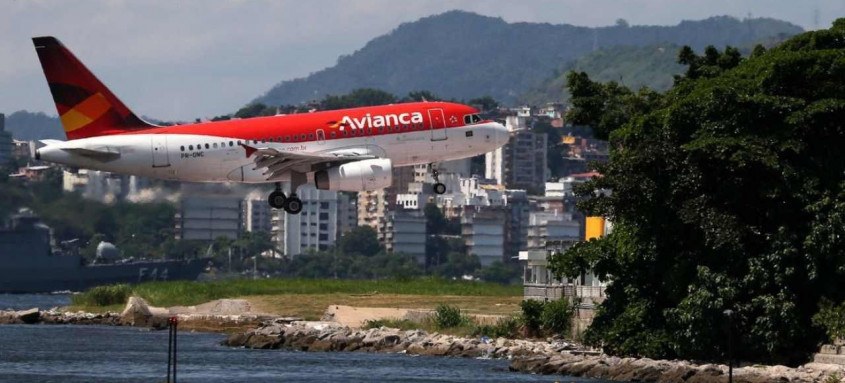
[16,308,40,324]
[120,296,153,326]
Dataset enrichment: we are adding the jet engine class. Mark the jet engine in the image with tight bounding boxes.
[314,158,392,192]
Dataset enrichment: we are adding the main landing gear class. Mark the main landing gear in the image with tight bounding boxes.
[268,182,303,214]
[430,164,446,195]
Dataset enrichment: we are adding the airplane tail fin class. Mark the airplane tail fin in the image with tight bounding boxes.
[32,36,155,140]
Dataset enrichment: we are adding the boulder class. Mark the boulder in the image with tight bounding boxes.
[16,308,40,324]
[120,296,153,326]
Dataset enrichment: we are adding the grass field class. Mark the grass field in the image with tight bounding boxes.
[69,277,523,318]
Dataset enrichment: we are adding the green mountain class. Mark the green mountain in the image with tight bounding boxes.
[3,111,64,141]
[519,44,686,106]
[254,11,803,106]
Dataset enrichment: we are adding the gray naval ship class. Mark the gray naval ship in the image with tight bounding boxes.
[0,209,207,293]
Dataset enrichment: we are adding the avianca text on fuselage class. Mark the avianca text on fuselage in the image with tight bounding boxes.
[339,112,424,130]
[31,36,509,214]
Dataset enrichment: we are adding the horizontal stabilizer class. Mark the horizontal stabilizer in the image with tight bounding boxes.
[62,146,120,161]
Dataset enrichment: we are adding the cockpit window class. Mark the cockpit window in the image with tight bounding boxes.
[463,114,482,125]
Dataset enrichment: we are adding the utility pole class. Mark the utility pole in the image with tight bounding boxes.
[724,309,734,383]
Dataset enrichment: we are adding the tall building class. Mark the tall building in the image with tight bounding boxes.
[380,209,427,264]
[273,186,344,257]
[485,129,548,193]
[244,193,273,233]
[337,192,358,238]
[0,114,13,165]
[62,169,147,203]
[175,194,244,241]
[462,208,507,266]
[526,211,580,250]
[358,166,415,230]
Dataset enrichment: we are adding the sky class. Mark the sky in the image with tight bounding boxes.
[1,0,842,122]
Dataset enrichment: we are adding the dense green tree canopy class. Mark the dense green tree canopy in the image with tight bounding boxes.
[550,20,845,364]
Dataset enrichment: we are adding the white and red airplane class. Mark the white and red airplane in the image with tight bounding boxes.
[31,36,508,214]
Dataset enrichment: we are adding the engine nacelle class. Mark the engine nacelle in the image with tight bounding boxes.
[314,158,393,192]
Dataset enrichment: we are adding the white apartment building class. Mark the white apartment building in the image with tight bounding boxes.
[244,194,273,233]
[462,208,507,266]
[526,211,581,250]
[380,210,427,264]
[272,186,348,257]
[175,194,244,241]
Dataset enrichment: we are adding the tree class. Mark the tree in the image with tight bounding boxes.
[435,252,480,278]
[320,88,397,110]
[337,226,381,256]
[549,20,845,364]
[234,103,275,119]
[468,96,499,112]
[405,90,440,102]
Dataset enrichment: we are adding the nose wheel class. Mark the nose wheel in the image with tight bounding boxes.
[268,182,303,214]
[429,164,446,195]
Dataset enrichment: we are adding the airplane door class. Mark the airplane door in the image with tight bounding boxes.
[316,129,326,145]
[151,135,170,167]
[428,108,447,141]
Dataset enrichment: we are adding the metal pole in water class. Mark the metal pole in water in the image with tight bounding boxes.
[167,320,173,383]
[172,316,178,383]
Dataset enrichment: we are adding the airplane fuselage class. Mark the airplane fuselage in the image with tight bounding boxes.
[37,102,508,185]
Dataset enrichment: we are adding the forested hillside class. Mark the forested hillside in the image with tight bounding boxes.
[255,11,802,106]
[3,111,63,141]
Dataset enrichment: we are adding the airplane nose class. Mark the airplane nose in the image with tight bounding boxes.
[494,122,509,147]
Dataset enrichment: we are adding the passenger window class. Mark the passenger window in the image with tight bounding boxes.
[330,132,336,138]
[189,145,193,150]
[308,133,315,140]
[180,146,185,151]
[204,143,209,149]
[301,134,306,140]
[284,136,290,142]
[229,141,233,146]
[213,143,218,148]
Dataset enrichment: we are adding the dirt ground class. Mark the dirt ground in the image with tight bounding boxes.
[243,293,522,322]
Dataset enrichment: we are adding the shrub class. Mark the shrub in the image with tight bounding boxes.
[520,299,544,333]
[434,304,466,328]
[72,284,132,306]
[472,315,521,338]
[541,298,574,335]
[813,299,845,342]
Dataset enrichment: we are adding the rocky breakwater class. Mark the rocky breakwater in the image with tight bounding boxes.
[510,354,845,383]
[224,320,578,358]
[0,297,293,332]
[0,307,122,326]
[227,321,845,383]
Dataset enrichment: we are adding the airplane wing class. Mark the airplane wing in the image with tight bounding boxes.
[242,144,376,181]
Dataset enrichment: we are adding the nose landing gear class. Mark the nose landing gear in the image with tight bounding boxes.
[430,164,446,195]
[268,182,303,214]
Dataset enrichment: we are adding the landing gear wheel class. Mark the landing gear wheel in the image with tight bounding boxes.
[268,190,287,209]
[433,182,446,195]
[283,195,303,214]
